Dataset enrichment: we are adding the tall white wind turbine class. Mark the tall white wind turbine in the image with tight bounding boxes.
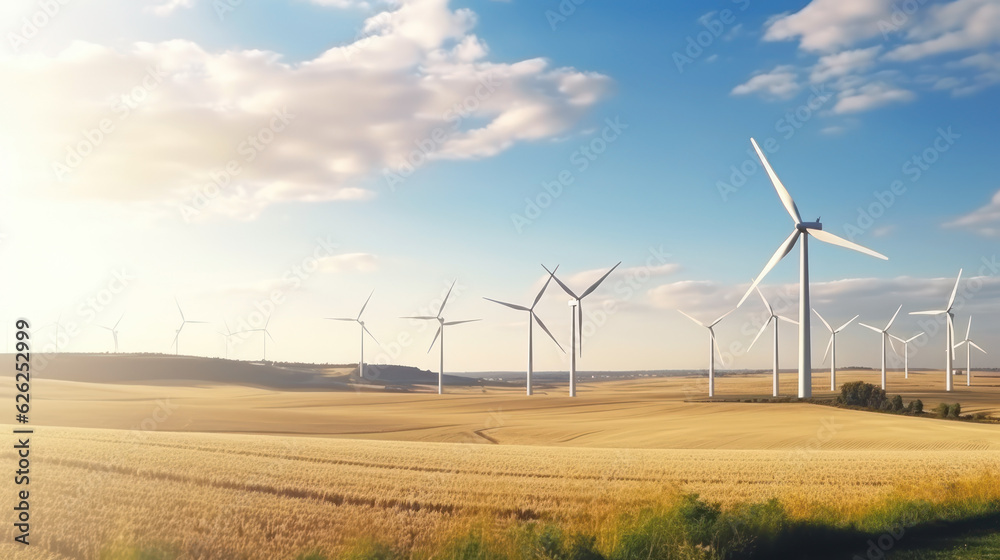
[739,138,888,398]
[327,290,381,380]
[172,298,208,356]
[888,332,924,380]
[909,269,962,391]
[484,268,564,396]
[813,309,858,391]
[245,316,276,362]
[542,262,621,397]
[747,285,798,397]
[99,313,125,353]
[402,281,480,395]
[678,308,734,397]
[858,305,902,390]
[954,316,986,387]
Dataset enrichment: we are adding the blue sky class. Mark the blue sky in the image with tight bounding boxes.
[2,0,999,375]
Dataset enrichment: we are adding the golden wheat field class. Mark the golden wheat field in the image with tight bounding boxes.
[2,367,999,558]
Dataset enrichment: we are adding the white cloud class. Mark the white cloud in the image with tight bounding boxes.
[763,0,896,53]
[810,46,882,83]
[0,0,611,219]
[944,189,1000,236]
[731,65,801,100]
[833,81,915,113]
[885,0,1000,61]
[148,0,194,16]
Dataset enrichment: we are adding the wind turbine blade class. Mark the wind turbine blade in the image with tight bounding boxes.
[444,319,481,326]
[224,319,232,336]
[819,334,832,364]
[888,333,905,344]
[910,310,946,316]
[710,308,735,327]
[532,265,559,310]
[755,285,773,315]
[580,262,622,298]
[858,323,883,334]
[438,280,456,317]
[812,308,832,332]
[835,315,859,333]
[542,264,579,299]
[905,333,924,344]
[888,335,900,359]
[947,269,963,310]
[187,321,210,324]
[99,326,112,331]
[427,326,442,354]
[483,297,529,312]
[806,228,888,260]
[970,341,987,354]
[777,316,798,325]
[577,300,584,356]
[966,316,972,340]
[175,298,185,321]
[738,229,799,307]
[114,313,124,329]
[751,137,801,224]
[171,330,180,348]
[326,318,356,322]
[358,289,375,320]
[401,316,438,320]
[677,309,705,328]
[747,317,771,352]
[885,304,902,331]
[710,329,726,366]
[267,331,276,342]
[532,313,565,353]
[362,325,382,348]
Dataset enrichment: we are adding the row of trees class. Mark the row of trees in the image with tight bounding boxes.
[835,381,923,414]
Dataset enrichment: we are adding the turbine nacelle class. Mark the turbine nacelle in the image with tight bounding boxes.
[796,221,822,231]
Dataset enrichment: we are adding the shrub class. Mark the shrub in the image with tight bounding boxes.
[934,403,951,418]
[889,395,904,412]
[948,403,962,418]
[911,399,923,414]
[972,412,989,421]
[837,381,887,409]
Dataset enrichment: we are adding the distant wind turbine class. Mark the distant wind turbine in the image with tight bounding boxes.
[738,138,888,398]
[954,316,986,387]
[99,313,125,353]
[888,332,924,380]
[813,308,858,391]
[910,269,962,391]
[543,262,621,397]
[859,305,902,390]
[747,285,798,397]
[484,267,565,396]
[245,316,276,362]
[172,298,208,356]
[678,308,734,398]
[402,281,480,395]
[327,290,381,380]
[218,320,240,360]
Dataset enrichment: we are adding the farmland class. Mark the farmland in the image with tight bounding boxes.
[1,363,998,558]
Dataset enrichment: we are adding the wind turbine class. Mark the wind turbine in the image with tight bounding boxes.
[484,267,565,396]
[739,138,888,398]
[327,290,381,380]
[678,308,734,397]
[910,269,962,391]
[747,285,798,397]
[858,305,902,390]
[542,262,621,397]
[245,316,276,362]
[172,298,208,356]
[402,281,480,395]
[954,316,986,387]
[218,320,241,360]
[888,332,924,380]
[813,308,858,391]
[99,313,125,353]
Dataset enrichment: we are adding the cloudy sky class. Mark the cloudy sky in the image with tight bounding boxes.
[2,0,999,373]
